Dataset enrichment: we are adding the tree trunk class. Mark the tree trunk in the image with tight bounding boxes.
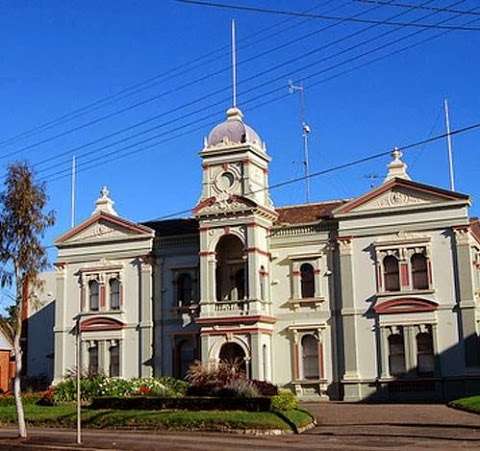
[13,271,26,438]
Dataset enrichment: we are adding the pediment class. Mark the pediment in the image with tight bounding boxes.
[80,316,125,332]
[194,194,258,217]
[374,297,438,314]
[56,212,154,245]
[335,178,469,215]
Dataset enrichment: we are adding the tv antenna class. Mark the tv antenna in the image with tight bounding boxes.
[288,80,311,203]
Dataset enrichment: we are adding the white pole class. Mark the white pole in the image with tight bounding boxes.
[71,155,76,228]
[76,317,82,444]
[231,19,237,108]
[444,99,455,191]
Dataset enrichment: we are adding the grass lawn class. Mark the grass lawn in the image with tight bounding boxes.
[449,396,480,414]
[0,403,313,433]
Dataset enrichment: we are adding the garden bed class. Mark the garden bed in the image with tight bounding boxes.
[0,403,314,434]
[449,395,480,415]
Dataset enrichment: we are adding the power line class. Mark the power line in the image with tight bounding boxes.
[176,0,480,31]
[33,0,449,175]
[0,0,338,151]
[145,120,480,222]
[353,0,480,16]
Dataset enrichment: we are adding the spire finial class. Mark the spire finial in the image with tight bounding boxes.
[93,185,118,216]
[384,147,411,183]
[231,19,237,108]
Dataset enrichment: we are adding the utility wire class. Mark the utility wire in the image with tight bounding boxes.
[38,0,471,179]
[33,0,446,175]
[176,0,480,30]
[145,120,480,222]
[353,0,480,16]
[0,0,338,151]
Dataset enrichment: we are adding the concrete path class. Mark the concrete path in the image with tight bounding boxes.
[0,403,479,450]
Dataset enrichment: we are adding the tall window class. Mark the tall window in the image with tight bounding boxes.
[259,266,266,301]
[176,273,193,306]
[109,278,121,310]
[89,280,99,311]
[384,256,400,292]
[234,268,245,300]
[88,344,99,375]
[109,343,120,377]
[300,263,315,298]
[388,333,406,376]
[301,334,319,380]
[411,253,429,290]
[417,332,434,376]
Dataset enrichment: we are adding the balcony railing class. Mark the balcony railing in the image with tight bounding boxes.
[199,299,271,318]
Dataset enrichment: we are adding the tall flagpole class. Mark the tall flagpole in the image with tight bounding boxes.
[444,99,455,191]
[71,155,76,228]
[231,19,237,108]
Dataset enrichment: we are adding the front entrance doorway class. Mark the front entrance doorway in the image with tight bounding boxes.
[219,342,248,377]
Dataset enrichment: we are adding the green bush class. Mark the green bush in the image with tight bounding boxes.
[0,392,44,406]
[52,376,188,403]
[271,389,299,411]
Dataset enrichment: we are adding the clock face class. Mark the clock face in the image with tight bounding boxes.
[215,171,236,192]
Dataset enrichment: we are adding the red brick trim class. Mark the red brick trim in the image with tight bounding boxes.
[56,211,153,243]
[80,316,126,332]
[374,297,438,314]
[336,178,469,215]
[246,247,271,257]
[200,327,273,336]
[199,251,216,257]
[99,285,106,309]
[400,263,410,287]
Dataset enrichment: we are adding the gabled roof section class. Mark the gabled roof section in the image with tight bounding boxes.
[334,177,470,216]
[275,200,347,225]
[55,211,154,246]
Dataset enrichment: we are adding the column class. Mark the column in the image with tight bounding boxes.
[454,227,480,367]
[139,256,153,377]
[250,332,261,380]
[379,327,390,379]
[53,263,67,383]
[98,340,107,374]
[291,261,300,299]
[404,326,416,373]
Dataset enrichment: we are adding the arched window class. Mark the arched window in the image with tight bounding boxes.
[411,253,429,290]
[301,334,319,380]
[89,280,99,311]
[417,332,434,375]
[388,333,405,376]
[176,273,193,306]
[215,235,247,302]
[384,256,400,292]
[109,278,121,310]
[300,263,315,298]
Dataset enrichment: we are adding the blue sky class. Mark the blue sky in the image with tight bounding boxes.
[0,0,479,261]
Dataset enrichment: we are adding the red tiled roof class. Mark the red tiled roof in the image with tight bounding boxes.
[471,218,480,244]
[275,200,347,225]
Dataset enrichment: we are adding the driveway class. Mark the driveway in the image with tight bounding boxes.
[0,403,479,450]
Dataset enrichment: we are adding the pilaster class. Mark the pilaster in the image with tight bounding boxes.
[53,263,67,382]
[139,256,153,377]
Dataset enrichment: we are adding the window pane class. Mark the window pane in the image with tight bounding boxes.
[388,334,405,376]
[177,273,193,306]
[300,264,315,299]
[88,346,98,376]
[109,344,120,377]
[384,256,400,292]
[110,279,120,310]
[301,334,319,380]
[417,332,434,375]
[411,254,429,290]
[89,280,99,311]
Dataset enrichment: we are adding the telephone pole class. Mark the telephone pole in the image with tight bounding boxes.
[443,99,455,191]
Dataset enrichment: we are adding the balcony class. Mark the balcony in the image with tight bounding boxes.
[197,299,273,324]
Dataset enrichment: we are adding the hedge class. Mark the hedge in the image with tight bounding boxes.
[91,396,273,412]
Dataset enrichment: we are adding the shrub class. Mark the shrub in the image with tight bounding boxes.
[271,389,299,411]
[218,379,260,398]
[250,380,278,396]
[0,392,45,406]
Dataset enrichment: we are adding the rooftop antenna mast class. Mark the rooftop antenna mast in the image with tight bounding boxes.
[231,19,237,108]
[288,80,311,203]
[443,98,455,191]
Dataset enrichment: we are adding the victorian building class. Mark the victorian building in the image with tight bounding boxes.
[27,106,480,401]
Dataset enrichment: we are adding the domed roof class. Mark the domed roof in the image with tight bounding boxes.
[206,107,263,149]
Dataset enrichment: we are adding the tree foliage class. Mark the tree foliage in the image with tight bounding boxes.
[0,162,55,438]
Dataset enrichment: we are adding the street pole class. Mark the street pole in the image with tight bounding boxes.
[76,316,82,444]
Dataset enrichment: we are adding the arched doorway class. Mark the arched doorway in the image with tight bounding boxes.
[219,342,247,376]
[215,235,247,302]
